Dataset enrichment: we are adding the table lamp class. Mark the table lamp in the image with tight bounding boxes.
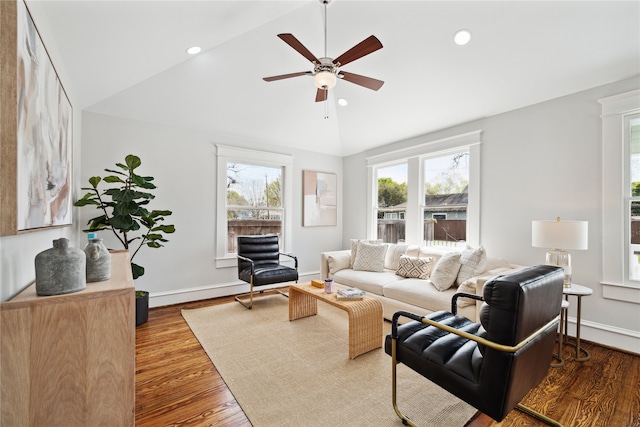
[532,218,588,287]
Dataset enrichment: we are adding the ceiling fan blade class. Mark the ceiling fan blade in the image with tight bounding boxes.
[277,33,320,64]
[315,88,328,103]
[338,71,384,91]
[333,35,383,67]
[263,71,312,82]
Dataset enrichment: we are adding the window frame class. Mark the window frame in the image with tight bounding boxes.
[215,144,293,268]
[599,90,640,302]
[366,130,481,247]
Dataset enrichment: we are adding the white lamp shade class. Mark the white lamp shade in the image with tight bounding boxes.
[314,71,337,89]
[532,219,588,250]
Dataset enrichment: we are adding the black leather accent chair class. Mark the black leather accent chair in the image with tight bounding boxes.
[236,235,298,309]
[385,265,564,427]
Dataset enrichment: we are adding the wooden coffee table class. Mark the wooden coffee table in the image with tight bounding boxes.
[288,282,383,359]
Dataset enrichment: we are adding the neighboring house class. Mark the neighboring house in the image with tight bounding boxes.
[382,186,468,221]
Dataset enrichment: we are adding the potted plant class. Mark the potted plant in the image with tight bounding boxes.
[75,154,175,326]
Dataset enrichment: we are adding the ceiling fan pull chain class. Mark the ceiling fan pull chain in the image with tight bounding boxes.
[324,93,329,119]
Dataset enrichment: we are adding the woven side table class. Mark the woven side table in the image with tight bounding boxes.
[289,282,383,359]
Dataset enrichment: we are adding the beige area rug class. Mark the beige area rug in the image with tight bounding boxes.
[182,295,477,427]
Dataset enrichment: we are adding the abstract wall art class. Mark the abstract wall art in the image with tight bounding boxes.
[14,0,73,231]
[303,170,337,227]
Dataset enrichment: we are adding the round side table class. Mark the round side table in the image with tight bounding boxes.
[562,283,593,362]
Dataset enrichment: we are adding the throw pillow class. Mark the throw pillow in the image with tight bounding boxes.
[384,244,409,270]
[430,252,462,291]
[328,253,351,275]
[352,241,388,272]
[350,239,382,268]
[456,246,487,285]
[396,256,433,279]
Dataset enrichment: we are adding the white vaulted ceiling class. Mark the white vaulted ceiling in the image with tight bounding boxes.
[26,1,640,156]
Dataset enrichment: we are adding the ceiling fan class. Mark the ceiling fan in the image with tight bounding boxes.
[262,0,384,104]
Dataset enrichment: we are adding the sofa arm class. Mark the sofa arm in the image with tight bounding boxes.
[320,250,351,279]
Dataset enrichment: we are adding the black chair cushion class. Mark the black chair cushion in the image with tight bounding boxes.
[385,311,485,383]
[239,264,299,286]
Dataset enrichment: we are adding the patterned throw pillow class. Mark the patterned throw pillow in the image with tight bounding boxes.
[456,246,488,285]
[396,256,433,279]
[352,241,388,272]
[430,252,463,291]
[350,239,382,268]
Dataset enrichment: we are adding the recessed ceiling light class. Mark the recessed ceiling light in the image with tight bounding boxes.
[186,46,201,55]
[338,98,348,107]
[454,30,471,46]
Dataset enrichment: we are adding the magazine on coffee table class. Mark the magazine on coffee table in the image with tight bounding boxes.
[336,288,366,301]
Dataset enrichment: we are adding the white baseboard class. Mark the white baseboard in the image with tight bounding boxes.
[565,315,640,355]
[148,271,319,308]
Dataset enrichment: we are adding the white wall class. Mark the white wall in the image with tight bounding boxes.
[79,112,343,307]
[344,76,640,353]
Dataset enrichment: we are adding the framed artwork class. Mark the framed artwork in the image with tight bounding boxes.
[303,170,337,227]
[0,0,73,235]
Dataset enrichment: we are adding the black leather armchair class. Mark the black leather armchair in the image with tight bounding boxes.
[236,235,298,309]
[385,265,564,427]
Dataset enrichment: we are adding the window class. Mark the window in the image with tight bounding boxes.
[627,115,640,280]
[226,163,283,253]
[375,163,407,243]
[366,131,481,248]
[423,151,469,247]
[216,145,293,268]
[599,90,640,301]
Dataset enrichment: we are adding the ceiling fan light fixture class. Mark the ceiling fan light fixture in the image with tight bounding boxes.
[314,71,337,89]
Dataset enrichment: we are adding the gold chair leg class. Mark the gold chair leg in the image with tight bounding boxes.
[516,403,563,427]
[235,278,289,309]
[391,339,418,427]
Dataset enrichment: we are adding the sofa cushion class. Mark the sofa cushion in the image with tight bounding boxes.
[332,269,404,295]
[384,244,409,270]
[383,279,457,313]
[430,251,462,291]
[328,252,351,275]
[350,239,382,268]
[456,246,488,285]
[353,241,388,272]
[396,255,433,279]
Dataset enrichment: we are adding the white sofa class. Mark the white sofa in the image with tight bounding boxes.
[320,242,525,322]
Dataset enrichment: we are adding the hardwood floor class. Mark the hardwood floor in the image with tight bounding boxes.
[136,292,640,427]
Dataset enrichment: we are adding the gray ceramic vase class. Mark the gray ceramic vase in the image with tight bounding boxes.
[35,238,86,296]
[85,235,111,282]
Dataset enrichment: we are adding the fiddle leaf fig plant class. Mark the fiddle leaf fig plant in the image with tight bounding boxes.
[75,154,175,279]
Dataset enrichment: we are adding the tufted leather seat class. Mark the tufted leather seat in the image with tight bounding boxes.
[385,265,564,426]
[236,235,298,308]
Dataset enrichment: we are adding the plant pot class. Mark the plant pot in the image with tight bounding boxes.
[135,291,149,326]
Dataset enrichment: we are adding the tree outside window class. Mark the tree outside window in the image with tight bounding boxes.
[226,162,283,252]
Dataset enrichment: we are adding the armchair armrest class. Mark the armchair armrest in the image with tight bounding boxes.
[390,310,559,354]
[280,252,298,269]
[451,292,483,315]
[237,254,255,275]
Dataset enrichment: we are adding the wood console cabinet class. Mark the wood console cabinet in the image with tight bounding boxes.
[1,250,135,426]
